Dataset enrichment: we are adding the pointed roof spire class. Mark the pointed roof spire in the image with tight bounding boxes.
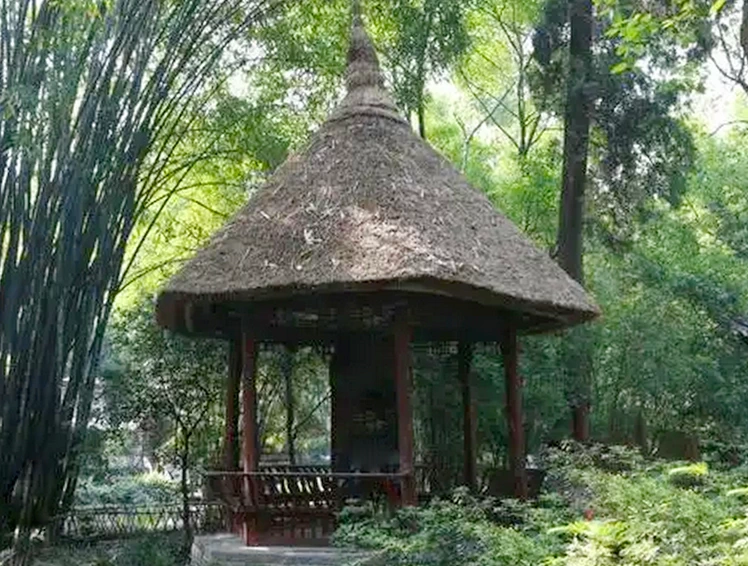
[346,0,383,91]
[333,0,403,122]
[352,0,363,22]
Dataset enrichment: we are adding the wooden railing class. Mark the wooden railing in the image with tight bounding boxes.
[204,469,408,544]
[49,502,226,542]
[216,464,434,497]
[203,464,544,545]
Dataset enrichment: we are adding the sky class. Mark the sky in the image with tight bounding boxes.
[695,59,746,135]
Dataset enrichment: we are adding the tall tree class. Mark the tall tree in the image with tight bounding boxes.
[531,0,708,440]
[105,301,227,555]
[556,0,594,440]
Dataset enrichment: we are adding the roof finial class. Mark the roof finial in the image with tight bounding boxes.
[346,0,385,93]
[352,0,363,24]
[331,0,403,122]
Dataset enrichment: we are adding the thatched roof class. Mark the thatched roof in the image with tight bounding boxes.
[156,7,599,339]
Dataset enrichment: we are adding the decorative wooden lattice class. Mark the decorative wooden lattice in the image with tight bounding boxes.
[50,502,226,542]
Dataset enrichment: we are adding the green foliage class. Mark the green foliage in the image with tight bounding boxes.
[667,462,709,488]
[9,0,748,560]
[599,0,716,72]
[543,442,646,474]
[104,298,227,470]
[110,534,185,566]
[334,490,555,565]
[103,296,332,479]
[544,445,748,564]
[248,0,348,125]
[81,0,748,505]
[368,0,473,131]
[75,474,179,507]
[458,0,550,158]
[0,0,273,548]
[420,78,748,458]
[579,472,740,563]
[337,447,748,565]
[533,0,700,238]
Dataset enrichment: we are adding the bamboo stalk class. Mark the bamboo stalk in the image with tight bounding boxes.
[0,0,283,554]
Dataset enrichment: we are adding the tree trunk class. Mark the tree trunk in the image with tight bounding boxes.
[572,402,590,441]
[557,0,593,282]
[282,347,296,466]
[501,329,528,500]
[458,343,477,491]
[0,1,273,553]
[418,100,427,140]
[741,0,748,60]
[225,340,241,470]
[416,4,434,141]
[557,0,594,442]
[180,435,192,559]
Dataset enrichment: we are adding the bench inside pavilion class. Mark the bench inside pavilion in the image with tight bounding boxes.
[155,2,599,547]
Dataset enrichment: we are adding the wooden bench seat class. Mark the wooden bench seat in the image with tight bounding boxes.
[205,469,405,543]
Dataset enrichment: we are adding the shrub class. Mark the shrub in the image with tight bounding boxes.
[542,441,645,474]
[336,446,748,566]
[667,462,709,488]
[580,465,742,564]
[75,474,179,507]
[334,490,553,565]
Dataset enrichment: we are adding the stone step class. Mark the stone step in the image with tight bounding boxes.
[192,534,382,566]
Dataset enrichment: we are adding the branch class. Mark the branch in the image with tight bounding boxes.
[711,23,748,94]
[709,119,748,136]
[461,71,520,151]
[292,392,332,439]
[119,256,194,291]
[458,102,499,171]
[178,194,231,218]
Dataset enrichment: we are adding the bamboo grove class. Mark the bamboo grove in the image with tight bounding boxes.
[0,0,281,553]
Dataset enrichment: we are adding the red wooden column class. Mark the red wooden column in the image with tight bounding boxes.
[501,328,528,500]
[329,355,339,472]
[241,330,259,545]
[458,343,477,491]
[394,314,417,506]
[224,339,242,534]
[224,339,241,470]
[282,346,296,466]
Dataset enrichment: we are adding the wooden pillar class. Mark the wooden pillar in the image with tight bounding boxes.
[282,346,296,466]
[224,339,242,534]
[224,339,241,470]
[242,335,259,472]
[501,328,528,500]
[241,330,259,545]
[458,343,477,491]
[329,353,339,472]
[394,315,416,506]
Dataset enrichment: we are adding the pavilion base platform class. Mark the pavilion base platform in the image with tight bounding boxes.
[191,534,382,566]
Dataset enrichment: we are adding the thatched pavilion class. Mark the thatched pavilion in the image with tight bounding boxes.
[156,2,598,546]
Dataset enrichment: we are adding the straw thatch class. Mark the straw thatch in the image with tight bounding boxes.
[156,8,599,338]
